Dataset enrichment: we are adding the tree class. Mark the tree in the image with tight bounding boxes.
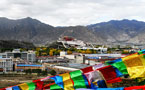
[25,69,32,75]
[41,70,48,76]
[67,50,72,54]
[85,49,92,54]
[49,51,53,56]
[81,50,86,54]
[49,70,56,75]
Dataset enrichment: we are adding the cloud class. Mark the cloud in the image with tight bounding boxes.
[0,0,145,26]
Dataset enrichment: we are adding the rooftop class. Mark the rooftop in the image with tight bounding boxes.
[17,64,42,67]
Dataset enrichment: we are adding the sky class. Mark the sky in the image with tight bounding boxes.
[0,0,145,26]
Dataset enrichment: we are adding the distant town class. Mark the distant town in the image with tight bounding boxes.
[0,36,144,88]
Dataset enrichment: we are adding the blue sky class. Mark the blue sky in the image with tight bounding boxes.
[0,0,144,26]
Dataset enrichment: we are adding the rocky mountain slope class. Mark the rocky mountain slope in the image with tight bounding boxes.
[87,19,145,44]
[0,40,35,49]
[0,17,145,45]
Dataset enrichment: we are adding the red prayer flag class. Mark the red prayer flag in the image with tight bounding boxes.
[0,88,6,90]
[81,66,93,73]
[98,65,121,83]
[33,79,41,82]
[124,85,145,90]
[33,80,44,90]
[107,77,122,83]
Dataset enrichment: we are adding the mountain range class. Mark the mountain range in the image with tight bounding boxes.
[0,17,145,45]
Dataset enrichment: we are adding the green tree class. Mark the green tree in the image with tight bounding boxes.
[41,70,48,76]
[49,70,56,75]
[25,69,32,75]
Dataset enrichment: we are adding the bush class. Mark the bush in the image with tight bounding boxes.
[49,70,56,76]
[25,69,32,75]
[41,70,48,76]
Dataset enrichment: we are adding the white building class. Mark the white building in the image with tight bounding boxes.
[0,49,36,63]
[57,36,107,51]
[59,51,85,64]
[0,58,13,72]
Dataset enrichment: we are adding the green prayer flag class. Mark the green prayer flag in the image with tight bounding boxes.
[70,70,87,89]
[106,58,128,75]
[27,82,36,90]
[50,84,62,90]
[138,51,143,55]
[70,70,82,78]
[112,61,128,74]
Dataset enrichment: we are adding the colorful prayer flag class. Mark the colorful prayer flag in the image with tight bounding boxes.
[122,53,145,78]
[27,82,36,90]
[59,73,74,90]
[97,87,124,90]
[50,84,62,90]
[81,66,93,73]
[124,85,145,90]
[12,86,20,90]
[98,65,122,83]
[84,70,103,84]
[19,83,29,90]
[93,64,105,70]
[138,49,145,54]
[50,76,63,89]
[70,70,87,89]
[6,87,12,90]
[106,58,128,75]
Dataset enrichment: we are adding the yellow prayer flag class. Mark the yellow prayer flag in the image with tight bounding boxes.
[139,54,145,66]
[122,54,145,78]
[92,81,98,86]
[106,83,113,88]
[60,73,71,81]
[19,83,29,90]
[122,53,143,67]
[60,73,74,90]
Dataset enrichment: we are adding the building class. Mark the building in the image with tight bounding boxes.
[57,36,107,51]
[15,64,43,71]
[59,51,85,63]
[47,63,89,73]
[0,58,13,73]
[0,49,36,63]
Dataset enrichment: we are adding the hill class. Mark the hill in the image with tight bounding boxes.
[0,40,35,49]
[0,17,145,45]
[87,19,145,44]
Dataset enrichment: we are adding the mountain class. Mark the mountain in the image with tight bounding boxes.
[0,17,145,45]
[0,17,57,45]
[0,40,35,49]
[87,19,145,44]
[0,17,104,45]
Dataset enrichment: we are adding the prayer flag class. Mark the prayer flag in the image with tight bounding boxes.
[33,81,44,90]
[97,87,124,90]
[19,83,29,90]
[12,86,20,90]
[84,70,103,84]
[97,80,107,88]
[81,66,93,73]
[138,49,145,54]
[27,82,36,90]
[70,70,87,89]
[93,64,105,70]
[59,73,74,90]
[98,65,122,83]
[122,53,145,78]
[6,87,12,90]
[106,58,128,75]
[124,85,145,90]
[50,84,62,90]
[50,76,63,89]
